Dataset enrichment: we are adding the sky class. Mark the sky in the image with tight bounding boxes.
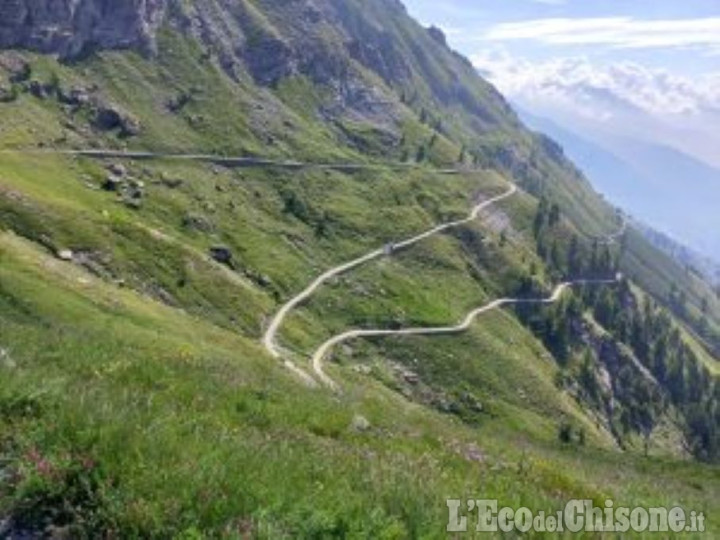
[403,0,720,74]
[403,0,720,259]
[401,0,720,147]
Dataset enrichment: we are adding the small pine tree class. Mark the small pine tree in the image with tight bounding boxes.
[549,203,561,226]
[558,421,573,444]
[48,71,61,94]
[416,145,427,163]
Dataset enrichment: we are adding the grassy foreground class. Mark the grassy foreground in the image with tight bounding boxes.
[1,231,719,537]
[0,19,719,535]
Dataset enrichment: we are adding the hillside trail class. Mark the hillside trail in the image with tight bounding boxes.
[310,279,619,389]
[262,184,519,381]
[0,148,463,174]
[263,175,628,389]
[1,148,627,389]
[1,146,521,386]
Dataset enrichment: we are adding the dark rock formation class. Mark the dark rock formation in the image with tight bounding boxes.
[427,26,447,47]
[0,0,167,59]
[94,105,141,137]
[209,246,233,267]
[0,0,517,140]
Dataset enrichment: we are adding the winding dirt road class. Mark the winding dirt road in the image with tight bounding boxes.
[0,148,463,174]
[311,279,619,388]
[4,147,625,389]
[262,184,519,364]
[2,147,523,386]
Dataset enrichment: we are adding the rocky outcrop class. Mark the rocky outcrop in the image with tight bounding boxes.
[94,104,141,137]
[0,0,516,141]
[0,0,167,59]
[426,26,447,47]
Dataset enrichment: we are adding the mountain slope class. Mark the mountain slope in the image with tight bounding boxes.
[1,0,719,536]
[521,109,720,261]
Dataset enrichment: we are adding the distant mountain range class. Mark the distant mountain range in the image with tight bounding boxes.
[520,108,720,268]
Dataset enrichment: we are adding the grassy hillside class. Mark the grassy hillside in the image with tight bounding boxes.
[1,0,720,535]
[2,230,719,536]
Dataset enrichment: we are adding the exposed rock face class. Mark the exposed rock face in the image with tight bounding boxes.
[426,26,447,47]
[0,0,515,139]
[0,0,167,58]
[94,104,141,137]
[243,35,295,86]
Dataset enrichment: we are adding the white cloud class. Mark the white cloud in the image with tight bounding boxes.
[472,50,720,117]
[484,17,720,50]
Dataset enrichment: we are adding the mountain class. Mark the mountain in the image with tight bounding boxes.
[634,222,720,288]
[519,109,651,211]
[0,0,166,57]
[521,109,720,262]
[477,54,720,171]
[1,0,719,536]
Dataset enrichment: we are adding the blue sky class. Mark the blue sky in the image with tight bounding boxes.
[401,0,720,171]
[403,0,720,258]
[403,0,720,75]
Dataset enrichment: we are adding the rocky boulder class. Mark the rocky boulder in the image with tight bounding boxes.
[182,212,214,233]
[0,52,30,80]
[107,163,127,177]
[350,414,371,432]
[57,86,91,106]
[94,105,141,137]
[209,246,233,267]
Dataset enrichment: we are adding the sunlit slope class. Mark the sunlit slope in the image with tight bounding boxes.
[1,0,720,534]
